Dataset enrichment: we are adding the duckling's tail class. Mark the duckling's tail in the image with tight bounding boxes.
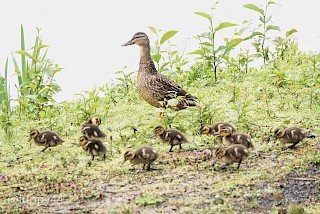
[306,133,316,138]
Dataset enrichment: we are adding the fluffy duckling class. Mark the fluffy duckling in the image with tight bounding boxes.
[123,146,158,171]
[199,122,237,136]
[274,127,315,148]
[214,144,250,170]
[153,125,188,152]
[219,127,254,148]
[81,117,106,139]
[28,129,64,152]
[79,136,107,161]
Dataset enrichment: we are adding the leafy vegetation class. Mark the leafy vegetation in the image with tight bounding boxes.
[0,1,319,213]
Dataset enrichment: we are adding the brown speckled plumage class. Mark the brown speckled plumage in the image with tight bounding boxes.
[81,117,106,139]
[219,128,254,149]
[199,122,237,135]
[154,125,188,152]
[123,146,158,170]
[215,144,250,170]
[28,129,64,152]
[274,127,312,148]
[123,32,197,110]
[79,136,107,161]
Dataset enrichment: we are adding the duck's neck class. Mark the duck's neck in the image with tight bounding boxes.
[139,45,157,74]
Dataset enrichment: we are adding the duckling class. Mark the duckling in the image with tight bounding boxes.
[274,127,315,148]
[123,146,158,171]
[199,122,237,136]
[219,127,254,148]
[153,125,188,152]
[81,117,106,139]
[214,144,250,170]
[79,136,107,161]
[28,129,64,152]
[122,32,197,110]
[84,116,102,126]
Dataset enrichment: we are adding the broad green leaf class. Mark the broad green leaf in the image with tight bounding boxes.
[268,1,278,6]
[160,30,178,45]
[152,54,161,63]
[226,38,244,50]
[200,42,212,47]
[188,49,205,56]
[39,44,49,49]
[16,50,34,60]
[243,4,264,15]
[266,25,280,31]
[214,22,238,32]
[245,31,264,40]
[286,29,297,37]
[148,26,157,34]
[194,12,212,21]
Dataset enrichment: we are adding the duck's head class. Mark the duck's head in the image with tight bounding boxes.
[28,129,39,141]
[153,125,165,136]
[123,150,135,163]
[122,32,149,47]
[79,135,89,146]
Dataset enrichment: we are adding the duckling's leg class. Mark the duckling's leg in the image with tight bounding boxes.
[288,141,300,149]
[146,163,151,171]
[102,154,106,160]
[91,155,95,161]
[42,147,49,152]
[169,145,174,152]
[179,144,182,150]
[142,164,146,170]
[237,160,242,170]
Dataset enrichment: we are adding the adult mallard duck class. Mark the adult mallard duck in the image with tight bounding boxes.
[122,32,198,110]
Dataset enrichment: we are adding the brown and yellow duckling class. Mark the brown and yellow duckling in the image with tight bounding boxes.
[199,122,237,136]
[274,127,315,148]
[214,144,250,170]
[153,125,188,152]
[122,32,197,111]
[123,146,158,171]
[28,129,64,152]
[81,117,106,139]
[219,127,254,148]
[79,136,107,161]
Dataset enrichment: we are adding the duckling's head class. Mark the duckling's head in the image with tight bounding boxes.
[91,117,101,125]
[154,125,165,136]
[122,32,149,47]
[29,129,40,141]
[123,150,135,163]
[79,135,89,146]
[215,148,227,159]
[219,128,232,137]
[199,125,211,135]
[274,128,285,139]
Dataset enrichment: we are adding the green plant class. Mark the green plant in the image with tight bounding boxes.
[134,194,165,206]
[191,3,242,81]
[12,25,62,118]
[0,58,12,138]
[244,0,280,65]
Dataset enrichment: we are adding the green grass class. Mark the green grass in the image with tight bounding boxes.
[0,54,319,213]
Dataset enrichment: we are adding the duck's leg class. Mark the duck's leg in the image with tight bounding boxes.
[179,144,182,150]
[91,155,95,161]
[42,147,49,152]
[103,154,106,160]
[288,141,300,149]
[142,164,146,170]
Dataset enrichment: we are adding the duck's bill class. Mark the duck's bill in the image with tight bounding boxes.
[122,40,133,46]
